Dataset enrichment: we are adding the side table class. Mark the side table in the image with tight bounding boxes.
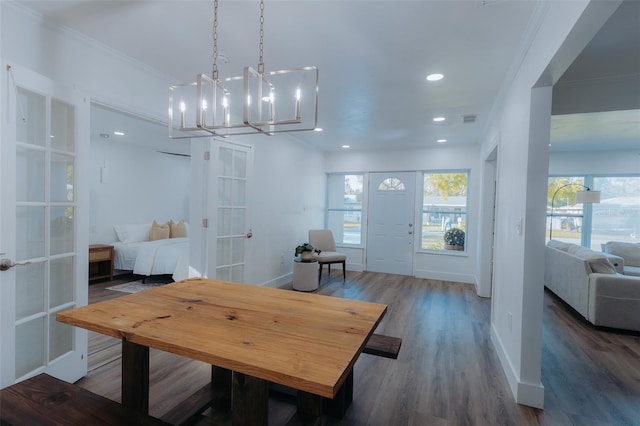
[89,244,114,282]
[293,258,319,291]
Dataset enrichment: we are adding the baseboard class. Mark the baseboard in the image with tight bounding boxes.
[414,269,475,284]
[490,324,545,409]
[260,273,292,289]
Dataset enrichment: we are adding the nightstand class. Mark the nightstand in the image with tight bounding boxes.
[89,244,114,282]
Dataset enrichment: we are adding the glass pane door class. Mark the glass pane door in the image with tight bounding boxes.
[1,63,88,387]
[215,145,249,282]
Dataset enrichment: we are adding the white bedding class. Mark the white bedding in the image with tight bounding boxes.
[113,237,189,279]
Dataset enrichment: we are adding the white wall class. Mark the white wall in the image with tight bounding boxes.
[480,0,622,408]
[242,135,326,287]
[1,2,171,123]
[89,136,190,245]
[325,144,481,285]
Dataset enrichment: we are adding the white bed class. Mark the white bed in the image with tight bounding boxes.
[111,222,192,281]
[113,237,189,280]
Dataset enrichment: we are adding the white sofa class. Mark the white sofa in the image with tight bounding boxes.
[545,240,640,331]
[601,241,640,277]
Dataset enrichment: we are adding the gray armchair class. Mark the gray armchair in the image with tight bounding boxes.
[308,229,346,282]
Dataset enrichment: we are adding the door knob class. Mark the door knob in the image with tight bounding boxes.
[0,258,31,272]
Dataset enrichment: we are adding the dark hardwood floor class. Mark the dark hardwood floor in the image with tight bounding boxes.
[79,272,640,425]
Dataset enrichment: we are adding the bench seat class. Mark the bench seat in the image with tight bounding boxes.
[1,373,169,425]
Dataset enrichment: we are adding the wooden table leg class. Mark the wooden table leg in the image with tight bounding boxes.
[121,339,149,413]
[323,368,353,418]
[294,391,323,426]
[232,371,268,426]
[211,365,232,412]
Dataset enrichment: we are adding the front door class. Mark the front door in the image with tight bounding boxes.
[366,172,416,275]
[1,63,89,387]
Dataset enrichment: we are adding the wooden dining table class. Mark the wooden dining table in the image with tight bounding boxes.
[57,278,387,425]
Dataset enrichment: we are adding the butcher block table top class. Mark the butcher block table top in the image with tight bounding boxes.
[57,278,387,399]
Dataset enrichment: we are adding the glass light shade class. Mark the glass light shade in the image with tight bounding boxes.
[576,190,601,204]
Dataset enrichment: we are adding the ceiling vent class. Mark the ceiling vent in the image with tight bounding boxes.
[462,115,477,124]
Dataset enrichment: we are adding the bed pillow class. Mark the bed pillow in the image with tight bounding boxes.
[114,224,151,243]
[150,220,170,241]
[169,220,187,238]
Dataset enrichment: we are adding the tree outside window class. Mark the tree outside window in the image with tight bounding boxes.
[421,172,469,251]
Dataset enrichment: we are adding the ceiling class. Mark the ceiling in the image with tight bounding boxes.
[16,0,640,153]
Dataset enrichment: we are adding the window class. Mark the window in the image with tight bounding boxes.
[547,176,586,244]
[421,172,469,251]
[591,176,640,249]
[327,174,363,245]
[378,178,405,191]
[547,175,640,249]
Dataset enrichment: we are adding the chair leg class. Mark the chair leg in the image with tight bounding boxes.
[342,261,346,282]
[318,264,323,283]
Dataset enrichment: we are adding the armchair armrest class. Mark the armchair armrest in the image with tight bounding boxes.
[588,273,640,331]
[602,253,624,274]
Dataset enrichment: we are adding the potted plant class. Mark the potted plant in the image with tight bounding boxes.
[443,228,465,251]
[295,243,321,261]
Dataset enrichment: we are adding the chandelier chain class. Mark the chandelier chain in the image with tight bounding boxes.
[212,0,219,80]
[258,0,264,73]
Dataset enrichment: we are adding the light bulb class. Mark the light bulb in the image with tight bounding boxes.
[294,88,301,120]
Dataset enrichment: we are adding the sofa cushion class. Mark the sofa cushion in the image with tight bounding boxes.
[602,242,640,267]
[567,246,617,274]
[547,239,572,251]
[625,265,640,277]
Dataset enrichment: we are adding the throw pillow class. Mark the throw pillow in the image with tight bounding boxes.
[169,219,187,238]
[149,220,170,241]
[603,241,640,267]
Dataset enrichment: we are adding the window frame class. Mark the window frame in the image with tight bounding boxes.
[419,170,470,254]
[547,173,640,249]
[326,173,365,246]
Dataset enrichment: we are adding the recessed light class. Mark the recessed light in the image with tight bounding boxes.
[437,139,447,143]
[433,116,446,122]
[113,131,125,136]
[426,73,444,82]
[314,127,323,132]
[341,145,350,149]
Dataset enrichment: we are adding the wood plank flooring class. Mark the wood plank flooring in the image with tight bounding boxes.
[78,272,640,425]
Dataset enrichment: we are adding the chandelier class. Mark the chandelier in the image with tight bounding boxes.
[169,0,319,139]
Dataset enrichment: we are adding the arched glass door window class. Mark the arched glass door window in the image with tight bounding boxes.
[378,177,405,191]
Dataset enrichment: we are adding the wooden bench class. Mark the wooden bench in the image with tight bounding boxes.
[363,333,402,359]
[0,373,169,425]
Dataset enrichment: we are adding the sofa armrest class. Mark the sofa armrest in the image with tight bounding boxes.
[588,273,640,331]
[602,253,624,274]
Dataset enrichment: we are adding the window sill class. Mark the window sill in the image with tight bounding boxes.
[419,249,468,257]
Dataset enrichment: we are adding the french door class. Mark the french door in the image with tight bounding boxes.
[212,141,253,282]
[1,63,89,387]
[366,172,416,275]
